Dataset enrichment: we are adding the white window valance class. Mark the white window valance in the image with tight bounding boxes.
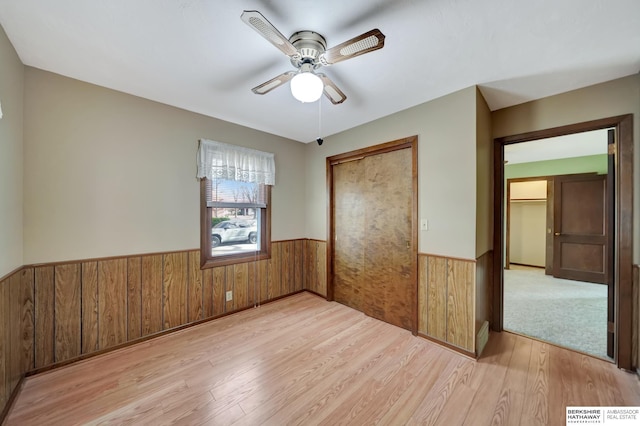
[197,139,275,185]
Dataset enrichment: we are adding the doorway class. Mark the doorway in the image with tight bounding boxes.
[327,136,418,333]
[505,157,611,357]
[504,139,610,357]
[493,115,634,370]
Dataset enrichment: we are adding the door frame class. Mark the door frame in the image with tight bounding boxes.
[326,135,419,334]
[492,115,633,369]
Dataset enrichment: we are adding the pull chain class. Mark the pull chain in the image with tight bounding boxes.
[316,97,324,146]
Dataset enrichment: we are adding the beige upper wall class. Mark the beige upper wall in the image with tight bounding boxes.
[492,73,640,263]
[0,24,24,277]
[23,68,306,264]
[14,34,637,267]
[476,87,493,257]
[305,86,478,260]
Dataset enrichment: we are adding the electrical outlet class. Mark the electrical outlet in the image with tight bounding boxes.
[226,290,233,302]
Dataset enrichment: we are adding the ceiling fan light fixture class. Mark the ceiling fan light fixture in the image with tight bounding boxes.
[242,11,384,105]
[290,70,323,103]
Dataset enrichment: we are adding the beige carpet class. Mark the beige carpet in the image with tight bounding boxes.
[503,265,609,359]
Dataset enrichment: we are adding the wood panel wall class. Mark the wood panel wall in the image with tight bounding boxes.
[0,268,34,418]
[418,254,476,353]
[303,240,327,297]
[0,240,313,417]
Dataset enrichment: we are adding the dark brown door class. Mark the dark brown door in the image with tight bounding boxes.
[553,174,608,284]
[332,146,415,331]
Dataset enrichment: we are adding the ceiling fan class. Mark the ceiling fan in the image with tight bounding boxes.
[240,10,386,104]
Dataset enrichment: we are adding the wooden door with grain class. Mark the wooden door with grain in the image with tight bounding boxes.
[331,141,416,331]
[552,174,608,284]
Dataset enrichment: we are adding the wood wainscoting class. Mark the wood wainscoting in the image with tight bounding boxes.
[0,266,29,419]
[1,240,501,419]
[418,252,493,357]
[0,238,329,418]
[303,240,327,297]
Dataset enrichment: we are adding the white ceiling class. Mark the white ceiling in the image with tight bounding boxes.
[1,0,639,143]
[504,128,609,164]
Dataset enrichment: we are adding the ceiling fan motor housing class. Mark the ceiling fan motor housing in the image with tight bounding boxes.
[289,31,327,69]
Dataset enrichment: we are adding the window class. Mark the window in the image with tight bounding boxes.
[203,178,270,264]
[197,139,275,268]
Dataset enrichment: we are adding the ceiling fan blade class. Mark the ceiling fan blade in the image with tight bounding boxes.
[241,10,299,58]
[319,29,385,65]
[251,71,296,95]
[318,74,347,104]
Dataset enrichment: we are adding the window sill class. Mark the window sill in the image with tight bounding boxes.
[200,251,271,269]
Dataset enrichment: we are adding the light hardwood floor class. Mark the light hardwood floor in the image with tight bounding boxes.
[5,292,640,425]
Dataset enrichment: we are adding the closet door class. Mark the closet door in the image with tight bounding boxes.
[332,145,415,331]
[333,158,366,315]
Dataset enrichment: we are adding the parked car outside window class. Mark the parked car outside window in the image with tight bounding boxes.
[211,220,257,247]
